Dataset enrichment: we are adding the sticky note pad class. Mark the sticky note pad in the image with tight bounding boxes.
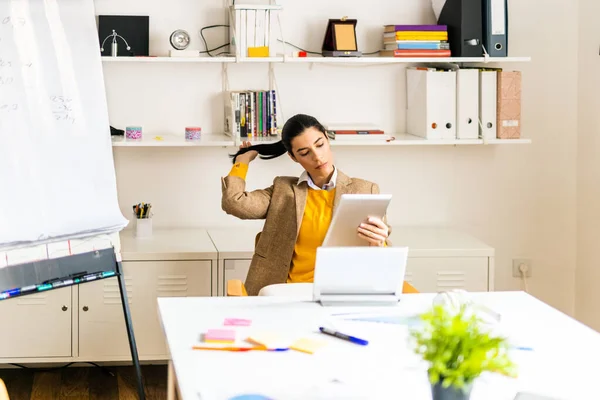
[290,338,327,354]
[246,332,286,348]
[224,318,252,327]
[204,329,236,343]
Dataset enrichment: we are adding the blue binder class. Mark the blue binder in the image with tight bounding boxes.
[482,0,508,57]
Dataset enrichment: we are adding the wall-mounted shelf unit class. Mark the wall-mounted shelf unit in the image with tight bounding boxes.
[111,133,532,148]
[105,54,532,148]
[102,56,531,64]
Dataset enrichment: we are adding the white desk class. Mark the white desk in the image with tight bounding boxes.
[158,292,600,400]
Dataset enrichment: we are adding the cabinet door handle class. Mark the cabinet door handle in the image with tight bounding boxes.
[82,306,89,312]
[61,305,68,311]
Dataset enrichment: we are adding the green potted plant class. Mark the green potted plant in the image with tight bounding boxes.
[410,304,517,400]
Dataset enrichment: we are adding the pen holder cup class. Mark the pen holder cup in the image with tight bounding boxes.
[135,217,153,237]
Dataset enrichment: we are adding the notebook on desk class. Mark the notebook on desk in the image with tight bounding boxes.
[313,246,409,306]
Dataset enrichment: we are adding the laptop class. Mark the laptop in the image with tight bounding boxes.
[312,246,409,306]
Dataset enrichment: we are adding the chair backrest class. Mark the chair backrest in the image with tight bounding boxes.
[0,378,9,400]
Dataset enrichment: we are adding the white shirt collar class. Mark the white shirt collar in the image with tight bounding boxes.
[298,166,337,191]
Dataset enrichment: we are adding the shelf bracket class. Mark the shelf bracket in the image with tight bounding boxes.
[269,62,275,92]
[222,62,229,94]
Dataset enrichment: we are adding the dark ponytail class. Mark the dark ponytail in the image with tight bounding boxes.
[230,113,327,164]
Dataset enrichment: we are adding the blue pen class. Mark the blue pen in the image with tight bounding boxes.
[319,327,369,346]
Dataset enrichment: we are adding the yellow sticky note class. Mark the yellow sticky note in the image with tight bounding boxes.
[290,338,327,354]
[246,332,285,348]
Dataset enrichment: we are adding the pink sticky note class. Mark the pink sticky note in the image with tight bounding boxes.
[224,318,252,327]
[204,329,236,343]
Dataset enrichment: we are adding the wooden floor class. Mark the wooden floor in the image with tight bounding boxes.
[0,365,167,400]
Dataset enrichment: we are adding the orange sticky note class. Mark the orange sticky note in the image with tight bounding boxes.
[204,329,236,344]
[290,338,327,354]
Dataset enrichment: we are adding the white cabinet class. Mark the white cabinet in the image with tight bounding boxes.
[78,260,212,360]
[75,229,218,361]
[0,288,72,359]
[0,228,218,363]
[208,226,495,294]
[405,258,490,293]
[390,227,495,291]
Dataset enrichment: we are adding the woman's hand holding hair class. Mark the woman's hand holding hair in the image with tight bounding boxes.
[357,217,390,247]
[235,141,259,164]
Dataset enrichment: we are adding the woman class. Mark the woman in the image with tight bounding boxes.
[221,113,390,295]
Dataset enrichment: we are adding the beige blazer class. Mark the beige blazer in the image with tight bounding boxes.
[221,169,386,295]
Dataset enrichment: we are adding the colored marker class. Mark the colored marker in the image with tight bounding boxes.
[37,283,52,291]
[318,327,369,346]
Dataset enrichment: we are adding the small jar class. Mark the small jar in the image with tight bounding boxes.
[185,126,201,140]
[126,126,142,140]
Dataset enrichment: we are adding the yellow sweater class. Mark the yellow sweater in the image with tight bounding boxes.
[287,188,335,283]
[228,162,335,283]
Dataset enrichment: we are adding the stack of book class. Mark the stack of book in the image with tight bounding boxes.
[224,90,278,139]
[380,25,450,58]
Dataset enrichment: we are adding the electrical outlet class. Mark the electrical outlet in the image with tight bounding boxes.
[512,259,532,278]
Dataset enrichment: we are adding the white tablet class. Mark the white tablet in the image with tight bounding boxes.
[322,194,392,247]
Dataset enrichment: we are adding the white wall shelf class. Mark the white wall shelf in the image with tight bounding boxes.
[101,56,236,63]
[111,134,233,147]
[281,56,531,64]
[331,134,532,146]
[236,57,285,63]
[111,133,531,147]
[102,56,531,65]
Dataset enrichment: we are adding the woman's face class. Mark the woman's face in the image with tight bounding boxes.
[289,127,334,181]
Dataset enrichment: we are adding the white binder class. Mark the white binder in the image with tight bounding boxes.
[479,69,498,140]
[456,69,480,139]
[407,68,457,140]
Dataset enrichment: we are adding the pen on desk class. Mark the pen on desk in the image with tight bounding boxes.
[318,327,369,346]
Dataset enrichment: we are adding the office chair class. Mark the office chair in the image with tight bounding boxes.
[0,378,9,400]
[226,232,419,296]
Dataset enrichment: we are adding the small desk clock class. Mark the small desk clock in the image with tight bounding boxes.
[321,16,362,57]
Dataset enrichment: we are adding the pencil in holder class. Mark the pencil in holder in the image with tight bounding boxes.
[134,215,152,237]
